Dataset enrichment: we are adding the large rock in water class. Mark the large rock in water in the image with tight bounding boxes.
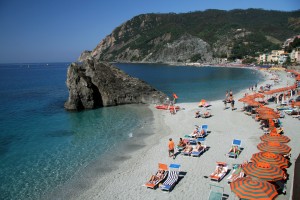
[64,59,168,110]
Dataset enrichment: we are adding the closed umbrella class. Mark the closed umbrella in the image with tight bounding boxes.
[251,152,289,169]
[242,162,285,182]
[257,141,291,155]
[230,177,278,200]
[260,133,290,143]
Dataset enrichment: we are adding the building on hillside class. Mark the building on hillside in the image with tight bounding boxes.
[267,50,284,63]
[278,53,289,65]
[259,53,268,64]
[290,48,300,63]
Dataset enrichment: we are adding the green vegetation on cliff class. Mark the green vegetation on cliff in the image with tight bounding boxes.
[96,9,300,62]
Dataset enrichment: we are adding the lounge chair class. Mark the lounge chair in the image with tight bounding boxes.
[210,162,228,182]
[196,124,208,138]
[160,164,181,191]
[191,145,206,157]
[208,184,224,200]
[227,139,242,159]
[144,163,168,189]
[187,137,205,145]
[227,164,244,183]
[181,144,193,156]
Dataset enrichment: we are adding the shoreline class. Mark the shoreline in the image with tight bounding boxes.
[52,69,298,200]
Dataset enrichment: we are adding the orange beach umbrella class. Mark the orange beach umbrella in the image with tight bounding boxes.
[251,152,289,169]
[230,177,278,200]
[258,113,279,120]
[198,99,206,107]
[242,162,285,182]
[257,142,291,155]
[260,133,290,143]
[246,100,263,107]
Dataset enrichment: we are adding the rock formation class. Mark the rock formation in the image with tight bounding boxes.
[78,50,92,62]
[64,59,168,110]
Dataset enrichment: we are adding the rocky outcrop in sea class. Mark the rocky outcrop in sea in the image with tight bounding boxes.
[64,59,168,110]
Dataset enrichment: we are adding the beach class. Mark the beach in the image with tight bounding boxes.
[69,69,299,200]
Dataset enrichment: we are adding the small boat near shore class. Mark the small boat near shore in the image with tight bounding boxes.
[155,105,180,110]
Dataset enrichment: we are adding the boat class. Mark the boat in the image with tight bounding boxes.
[155,105,180,110]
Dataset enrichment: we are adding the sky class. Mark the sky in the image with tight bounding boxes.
[0,0,299,63]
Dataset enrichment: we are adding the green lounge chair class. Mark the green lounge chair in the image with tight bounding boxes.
[208,184,224,200]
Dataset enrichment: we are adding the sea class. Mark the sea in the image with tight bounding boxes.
[0,62,263,200]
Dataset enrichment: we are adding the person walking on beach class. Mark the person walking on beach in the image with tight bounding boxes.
[168,138,175,159]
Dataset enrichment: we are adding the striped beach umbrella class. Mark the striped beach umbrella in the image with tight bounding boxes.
[260,133,290,143]
[251,152,289,169]
[230,177,278,200]
[269,128,278,135]
[257,141,291,155]
[242,162,285,182]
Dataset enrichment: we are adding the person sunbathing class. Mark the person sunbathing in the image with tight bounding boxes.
[177,138,186,148]
[202,111,211,118]
[195,111,201,118]
[190,127,200,137]
[277,127,284,134]
[229,165,244,182]
[192,142,204,152]
[183,143,193,154]
[149,169,165,183]
[211,166,225,177]
[229,145,239,154]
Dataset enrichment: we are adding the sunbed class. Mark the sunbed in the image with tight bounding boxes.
[210,162,228,182]
[190,146,206,157]
[191,138,207,157]
[227,164,244,183]
[160,164,181,191]
[208,184,224,200]
[227,139,242,159]
[196,124,208,138]
[144,163,168,189]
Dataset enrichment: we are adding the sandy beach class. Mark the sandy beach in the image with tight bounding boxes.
[69,69,299,200]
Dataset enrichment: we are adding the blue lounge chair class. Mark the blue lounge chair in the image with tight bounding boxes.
[228,139,242,159]
[160,164,181,191]
[191,138,207,157]
[197,124,208,138]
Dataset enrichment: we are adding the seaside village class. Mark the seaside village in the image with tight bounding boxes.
[258,35,300,66]
[143,51,300,199]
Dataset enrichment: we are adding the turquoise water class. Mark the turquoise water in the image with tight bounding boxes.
[116,63,263,102]
[0,63,263,200]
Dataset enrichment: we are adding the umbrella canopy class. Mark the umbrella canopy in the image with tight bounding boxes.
[257,110,278,115]
[256,106,274,110]
[258,113,279,120]
[248,93,265,99]
[242,162,285,182]
[251,152,289,169]
[269,128,278,135]
[257,141,291,155]
[230,177,278,200]
[260,133,290,143]
[246,100,263,107]
[238,96,251,102]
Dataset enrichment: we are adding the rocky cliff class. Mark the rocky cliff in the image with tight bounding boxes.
[64,59,168,110]
[85,9,300,63]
